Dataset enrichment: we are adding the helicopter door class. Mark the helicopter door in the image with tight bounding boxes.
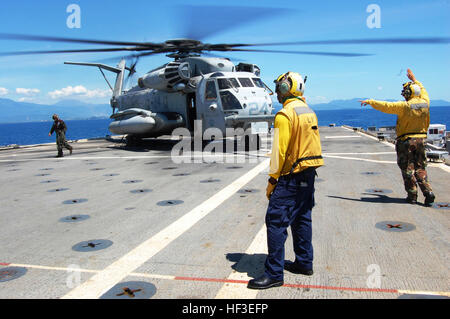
[196,78,226,135]
[186,93,197,131]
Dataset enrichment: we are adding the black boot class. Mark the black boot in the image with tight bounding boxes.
[424,192,435,207]
[284,261,314,276]
[247,275,283,290]
[406,193,417,205]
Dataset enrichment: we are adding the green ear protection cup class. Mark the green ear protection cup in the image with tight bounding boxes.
[276,73,292,95]
[278,81,290,95]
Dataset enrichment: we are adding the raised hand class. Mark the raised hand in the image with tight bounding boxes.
[407,68,417,82]
[359,100,370,107]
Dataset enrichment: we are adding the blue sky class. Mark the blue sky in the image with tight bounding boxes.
[0,0,449,106]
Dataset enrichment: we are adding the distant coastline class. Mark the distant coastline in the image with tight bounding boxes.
[1,97,448,124]
[0,98,111,124]
[1,116,110,125]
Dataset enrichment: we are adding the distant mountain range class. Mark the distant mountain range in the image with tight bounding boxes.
[0,98,111,123]
[308,98,450,110]
[0,97,448,123]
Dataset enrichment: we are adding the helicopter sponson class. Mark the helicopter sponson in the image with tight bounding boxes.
[109,108,184,136]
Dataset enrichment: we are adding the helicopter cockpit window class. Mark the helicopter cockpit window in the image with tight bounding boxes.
[238,78,254,88]
[218,78,240,90]
[205,80,217,100]
[252,78,264,88]
[220,91,243,110]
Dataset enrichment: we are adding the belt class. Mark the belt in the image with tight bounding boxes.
[289,156,323,175]
[396,132,426,140]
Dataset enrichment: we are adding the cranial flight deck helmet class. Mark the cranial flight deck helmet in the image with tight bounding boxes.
[401,82,421,100]
[274,71,307,98]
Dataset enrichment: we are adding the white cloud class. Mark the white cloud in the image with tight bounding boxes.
[83,88,110,99]
[48,85,109,100]
[0,87,8,96]
[16,88,40,96]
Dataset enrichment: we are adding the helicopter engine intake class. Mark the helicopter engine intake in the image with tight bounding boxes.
[138,61,191,91]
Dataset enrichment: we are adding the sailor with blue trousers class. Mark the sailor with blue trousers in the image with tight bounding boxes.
[248,72,324,289]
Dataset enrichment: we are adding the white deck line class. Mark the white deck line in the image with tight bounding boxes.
[215,226,267,299]
[341,126,450,173]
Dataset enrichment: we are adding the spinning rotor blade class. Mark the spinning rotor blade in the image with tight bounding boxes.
[92,50,166,66]
[226,48,373,57]
[0,33,163,49]
[118,50,171,60]
[0,46,153,57]
[240,37,450,47]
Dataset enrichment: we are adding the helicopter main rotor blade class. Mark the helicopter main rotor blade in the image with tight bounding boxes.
[237,37,450,47]
[0,47,153,57]
[0,33,163,49]
[94,50,167,64]
[178,5,290,41]
[227,48,373,57]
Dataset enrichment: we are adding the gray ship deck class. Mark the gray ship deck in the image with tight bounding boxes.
[0,127,449,299]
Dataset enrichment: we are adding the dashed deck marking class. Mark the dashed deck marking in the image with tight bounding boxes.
[61,158,271,299]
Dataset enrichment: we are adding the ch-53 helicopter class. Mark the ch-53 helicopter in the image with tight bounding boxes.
[1,5,449,148]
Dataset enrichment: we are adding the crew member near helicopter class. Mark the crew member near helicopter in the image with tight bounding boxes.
[360,69,435,207]
[247,72,323,290]
[48,114,73,158]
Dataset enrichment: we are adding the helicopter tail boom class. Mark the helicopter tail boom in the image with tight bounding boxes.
[64,59,128,111]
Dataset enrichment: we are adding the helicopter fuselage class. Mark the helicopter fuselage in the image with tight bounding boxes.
[108,56,273,138]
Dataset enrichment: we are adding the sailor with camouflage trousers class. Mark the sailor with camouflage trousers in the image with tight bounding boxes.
[48,114,73,158]
[395,136,433,203]
[361,69,435,206]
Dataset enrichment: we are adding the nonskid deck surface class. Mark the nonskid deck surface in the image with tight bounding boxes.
[0,127,449,299]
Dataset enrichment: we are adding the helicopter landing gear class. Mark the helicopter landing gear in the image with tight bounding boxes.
[125,135,142,146]
[242,134,261,151]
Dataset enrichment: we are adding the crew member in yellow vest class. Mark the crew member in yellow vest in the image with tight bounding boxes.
[360,69,435,206]
[248,72,323,290]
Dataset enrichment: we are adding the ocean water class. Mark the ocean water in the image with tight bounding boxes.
[274,105,450,130]
[0,119,112,146]
[0,107,449,146]
[314,107,450,130]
